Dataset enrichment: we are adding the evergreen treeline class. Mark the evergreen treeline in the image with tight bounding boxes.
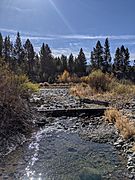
[0,32,135,82]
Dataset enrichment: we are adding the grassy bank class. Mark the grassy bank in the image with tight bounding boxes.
[70,70,135,140]
[70,70,135,107]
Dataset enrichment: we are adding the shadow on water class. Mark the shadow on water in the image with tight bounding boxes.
[79,168,102,180]
[79,174,101,180]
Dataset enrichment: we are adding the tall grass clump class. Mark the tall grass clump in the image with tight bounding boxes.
[70,83,95,98]
[105,109,135,139]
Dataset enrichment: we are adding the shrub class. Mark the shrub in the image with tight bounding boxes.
[58,70,71,83]
[58,70,80,83]
[12,74,39,99]
[85,70,113,92]
[105,109,135,139]
[73,70,135,98]
[0,59,32,138]
[22,82,39,93]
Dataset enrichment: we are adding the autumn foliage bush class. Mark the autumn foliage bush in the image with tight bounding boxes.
[58,70,80,83]
[58,70,71,83]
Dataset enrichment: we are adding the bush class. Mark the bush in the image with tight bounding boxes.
[85,70,113,92]
[78,70,135,97]
[58,70,71,83]
[58,70,80,83]
[12,74,39,99]
[22,81,39,93]
[0,59,32,138]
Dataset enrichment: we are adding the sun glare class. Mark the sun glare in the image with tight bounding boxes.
[48,0,74,33]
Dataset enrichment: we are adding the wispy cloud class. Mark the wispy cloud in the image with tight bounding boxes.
[3,5,35,13]
[0,28,55,40]
[29,34,135,41]
[1,27,135,59]
[1,27,135,41]
[51,47,90,59]
[0,28,18,34]
[55,34,135,40]
[130,53,135,60]
[21,36,55,41]
[11,6,34,12]
[123,41,135,45]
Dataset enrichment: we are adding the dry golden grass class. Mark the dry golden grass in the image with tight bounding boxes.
[80,70,135,96]
[70,83,96,98]
[112,83,135,96]
[70,70,135,108]
[131,144,135,152]
[70,70,135,140]
[105,109,135,139]
[104,108,121,123]
[70,83,117,102]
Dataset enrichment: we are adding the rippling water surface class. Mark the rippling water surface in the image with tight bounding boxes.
[0,120,128,180]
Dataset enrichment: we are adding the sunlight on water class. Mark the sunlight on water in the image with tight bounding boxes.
[24,124,64,179]
[25,129,44,179]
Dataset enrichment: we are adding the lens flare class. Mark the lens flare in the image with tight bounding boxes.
[48,0,74,33]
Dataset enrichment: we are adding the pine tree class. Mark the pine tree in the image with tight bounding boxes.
[90,49,96,70]
[76,48,87,76]
[13,32,25,71]
[61,54,68,71]
[114,47,121,71]
[0,33,3,58]
[40,43,54,82]
[120,45,125,69]
[24,39,35,79]
[3,36,13,68]
[40,43,47,81]
[103,38,111,72]
[124,48,130,72]
[95,40,104,69]
[33,54,41,82]
[68,53,74,74]
[55,57,63,74]
[74,57,78,74]
[120,45,130,72]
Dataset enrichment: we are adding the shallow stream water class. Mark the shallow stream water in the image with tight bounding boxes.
[0,118,129,180]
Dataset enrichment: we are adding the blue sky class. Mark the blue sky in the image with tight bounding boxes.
[0,0,135,60]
